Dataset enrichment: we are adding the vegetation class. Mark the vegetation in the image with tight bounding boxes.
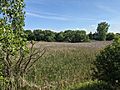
[1,0,120,90]
[97,22,110,41]
[106,33,115,41]
[0,0,27,89]
[0,0,45,89]
[93,36,120,89]
[23,41,111,90]
[66,80,112,90]
[25,30,89,42]
[24,25,120,42]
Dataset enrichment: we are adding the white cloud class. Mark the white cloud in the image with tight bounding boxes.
[26,12,69,21]
[26,11,98,22]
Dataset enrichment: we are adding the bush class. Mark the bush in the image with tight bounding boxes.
[93,37,120,89]
[106,33,115,41]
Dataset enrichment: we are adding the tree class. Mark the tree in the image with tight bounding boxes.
[71,30,89,42]
[106,33,115,41]
[64,30,73,42]
[0,0,45,89]
[93,36,120,89]
[44,30,56,42]
[24,30,35,41]
[88,32,93,40]
[55,32,65,42]
[33,30,44,41]
[97,22,110,41]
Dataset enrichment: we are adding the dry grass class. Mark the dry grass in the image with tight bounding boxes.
[26,41,112,90]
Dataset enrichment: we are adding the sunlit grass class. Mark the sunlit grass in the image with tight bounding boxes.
[26,41,111,90]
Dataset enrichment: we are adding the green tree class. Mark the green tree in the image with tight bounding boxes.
[93,32,99,40]
[44,30,56,42]
[93,36,120,89]
[115,33,120,38]
[0,0,45,89]
[71,30,89,42]
[88,32,93,40]
[64,30,73,42]
[33,30,44,41]
[24,30,35,41]
[55,32,65,42]
[97,22,110,41]
[106,33,115,41]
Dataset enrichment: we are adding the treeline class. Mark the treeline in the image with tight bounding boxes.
[25,29,120,43]
[24,30,89,42]
[88,32,120,41]
[24,22,120,42]
[24,29,120,42]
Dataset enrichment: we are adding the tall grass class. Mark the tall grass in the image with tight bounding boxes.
[65,80,112,90]
[26,43,101,90]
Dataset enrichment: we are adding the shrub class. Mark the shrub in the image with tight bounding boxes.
[93,37,120,89]
[106,33,115,41]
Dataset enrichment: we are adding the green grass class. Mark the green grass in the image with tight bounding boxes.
[26,42,110,90]
[65,80,112,90]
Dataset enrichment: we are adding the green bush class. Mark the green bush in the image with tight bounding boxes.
[93,37,120,89]
[106,33,115,41]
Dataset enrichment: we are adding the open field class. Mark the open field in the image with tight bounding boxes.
[33,41,112,48]
[26,41,112,90]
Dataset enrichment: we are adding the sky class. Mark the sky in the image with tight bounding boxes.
[25,0,120,33]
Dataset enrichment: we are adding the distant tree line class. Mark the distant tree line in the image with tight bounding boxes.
[88,32,117,41]
[24,30,89,42]
[24,22,120,42]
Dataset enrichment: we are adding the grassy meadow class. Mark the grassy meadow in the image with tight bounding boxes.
[26,41,112,90]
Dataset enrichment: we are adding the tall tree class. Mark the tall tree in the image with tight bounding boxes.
[0,0,45,89]
[55,32,65,42]
[97,22,110,41]
[24,30,35,41]
[88,32,93,40]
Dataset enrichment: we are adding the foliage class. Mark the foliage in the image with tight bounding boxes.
[24,22,119,42]
[106,33,115,41]
[88,32,93,40]
[24,30,35,41]
[55,32,65,42]
[92,32,99,40]
[70,30,89,42]
[44,30,56,42]
[97,22,110,41]
[33,30,44,41]
[0,0,45,89]
[32,30,56,42]
[26,43,101,90]
[0,0,27,89]
[93,37,120,89]
[25,29,89,42]
[66,80,112,90]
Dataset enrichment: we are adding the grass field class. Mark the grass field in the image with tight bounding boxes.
[26,41,112,90]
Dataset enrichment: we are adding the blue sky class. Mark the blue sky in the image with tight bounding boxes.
[25,0,120,33]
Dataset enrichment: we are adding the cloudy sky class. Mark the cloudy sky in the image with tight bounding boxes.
[25,0,120,33]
